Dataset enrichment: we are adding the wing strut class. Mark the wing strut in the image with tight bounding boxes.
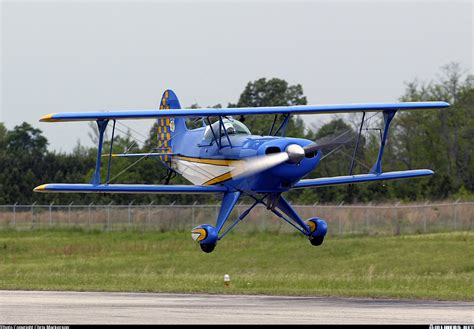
[106,119,116,184]
[273,114,291,137]
[92,119,109,185]
[218,116,233,148]
[370,110,397,174]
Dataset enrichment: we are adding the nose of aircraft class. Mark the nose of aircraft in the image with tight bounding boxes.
[285,144,305,164]
[242,139,320,188]
[253,139,318,178]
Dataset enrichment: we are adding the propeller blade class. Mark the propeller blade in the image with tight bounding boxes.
[303,131,356,155]
[231,152,290,179]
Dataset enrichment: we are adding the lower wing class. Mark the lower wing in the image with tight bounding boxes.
[34,183,227,194]
[292,169,433,188]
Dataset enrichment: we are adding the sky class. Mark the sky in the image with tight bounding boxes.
[1,0,472,152]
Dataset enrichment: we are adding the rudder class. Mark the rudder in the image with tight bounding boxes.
[156,89,186,165]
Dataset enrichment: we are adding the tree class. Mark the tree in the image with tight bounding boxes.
[231,78,307,138]
[0,122,7,151]
[6,122,48,155]
[389,62,473,199]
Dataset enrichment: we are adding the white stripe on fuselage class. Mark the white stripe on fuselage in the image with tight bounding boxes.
[172,159,234,185]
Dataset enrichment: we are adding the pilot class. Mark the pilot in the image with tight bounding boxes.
[226,125,236,135]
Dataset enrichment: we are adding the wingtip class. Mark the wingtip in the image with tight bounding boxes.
[33,184,48,192]
[39,113,56,122]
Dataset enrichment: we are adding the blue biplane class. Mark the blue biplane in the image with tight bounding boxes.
[34,90,449,252]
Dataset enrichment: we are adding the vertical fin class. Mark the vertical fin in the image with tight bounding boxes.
[156,89,186,165]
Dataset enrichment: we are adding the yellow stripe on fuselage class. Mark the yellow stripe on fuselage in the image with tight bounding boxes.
[203,172,234,185]
[174,156,242,167]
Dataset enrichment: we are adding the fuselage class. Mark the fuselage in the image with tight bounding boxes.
[170,120,321,193]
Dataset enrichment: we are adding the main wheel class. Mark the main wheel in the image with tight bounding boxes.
[192,224,218,253]
[309,235,324,246]
[200,243,216,253]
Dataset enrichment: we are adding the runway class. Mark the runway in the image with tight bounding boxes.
[0,290,472,324]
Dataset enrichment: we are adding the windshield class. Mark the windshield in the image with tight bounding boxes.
[204,118,251,140]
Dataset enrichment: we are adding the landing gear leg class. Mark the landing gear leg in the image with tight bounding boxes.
[266,195,328,247]
[191,191,241,253]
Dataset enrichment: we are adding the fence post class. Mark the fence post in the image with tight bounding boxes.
[31,201,37,229]
[68,202,74,226]
[107,201,114,230]
[128,201,134,227]
[192,201,197,227]
[338,201,344,236]
[12,202,17,228]
[49,202,54,227]
[393,201,401,235]
[88,202,94,229]
[148,201,154,228]
[366,202,372,233]
[423,201,429,233]
[169,201,176,230]
[454,199,460,231]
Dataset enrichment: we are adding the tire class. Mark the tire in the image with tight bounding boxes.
[200,243,216,253]
[309,235,324,246]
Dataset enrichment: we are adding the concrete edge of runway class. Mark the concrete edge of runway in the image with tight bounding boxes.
[1,290,473,324]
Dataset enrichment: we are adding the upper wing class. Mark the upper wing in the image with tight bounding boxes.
[34,183,227,194]
[40,101,449,122]
[292,169,433,189]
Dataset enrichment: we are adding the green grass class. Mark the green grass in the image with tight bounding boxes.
[0,229,472,300]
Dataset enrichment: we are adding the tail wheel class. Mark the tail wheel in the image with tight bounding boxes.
[200,244,216,253]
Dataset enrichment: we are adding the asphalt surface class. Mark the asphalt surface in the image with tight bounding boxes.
[0,290,472,324]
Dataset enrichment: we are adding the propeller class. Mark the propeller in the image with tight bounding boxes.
[231,131,356,179]
[302,131,357,157]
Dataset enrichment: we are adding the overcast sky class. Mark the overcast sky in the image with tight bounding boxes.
[1,0,472,152]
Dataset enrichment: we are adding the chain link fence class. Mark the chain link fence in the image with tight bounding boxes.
[0,201,472,236]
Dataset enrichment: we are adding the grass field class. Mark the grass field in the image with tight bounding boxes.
[0,229,472,300]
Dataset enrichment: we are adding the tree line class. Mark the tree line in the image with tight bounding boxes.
[1,63,472,205]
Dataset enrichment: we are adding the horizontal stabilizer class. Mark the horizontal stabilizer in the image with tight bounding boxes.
[40,102,449,122]
[293,169,434,189]
[34,183,227,194]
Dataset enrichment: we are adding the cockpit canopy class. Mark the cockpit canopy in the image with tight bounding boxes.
[204,118,251,140]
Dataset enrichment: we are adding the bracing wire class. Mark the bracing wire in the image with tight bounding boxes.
[319,112,380,162]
